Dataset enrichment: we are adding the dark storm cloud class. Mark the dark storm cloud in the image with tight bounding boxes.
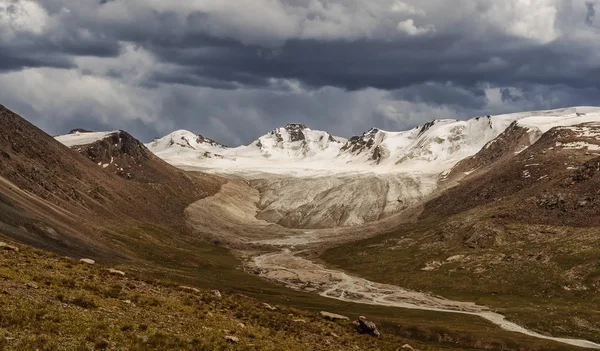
[1,0,600,145]
[142,33,600,94]
[0,49,75,72]
[0,28,121,72]
[586,2,596,25]
[388,83,488,109]
[4,1,598,93]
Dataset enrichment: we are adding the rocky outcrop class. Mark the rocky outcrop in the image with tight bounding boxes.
[355,316,380,336]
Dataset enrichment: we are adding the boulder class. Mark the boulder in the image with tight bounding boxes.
[355,316,380,336]
[320,311,349,321]
[79,258,95,265]
[107,268,126,276]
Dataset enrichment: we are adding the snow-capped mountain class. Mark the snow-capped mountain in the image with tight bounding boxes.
[146,124,349,174]
[250,123,346,159]
[148,129,226,151]
[146,107,600,176]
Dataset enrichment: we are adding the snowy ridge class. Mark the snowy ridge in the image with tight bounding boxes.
[147,107,600,176]
[147,124,350,175]
[54,107,600,177]
[55,131,119,147]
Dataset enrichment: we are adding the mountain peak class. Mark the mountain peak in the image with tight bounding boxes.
[284,123,308,130]
[148,130,226,152]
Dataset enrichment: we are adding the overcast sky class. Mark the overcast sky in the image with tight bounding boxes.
[1,0,599,145]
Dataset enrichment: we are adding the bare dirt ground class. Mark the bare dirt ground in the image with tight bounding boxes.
[184,173,600,349]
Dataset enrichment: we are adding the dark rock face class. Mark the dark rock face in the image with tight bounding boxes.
[342,128,378,153]
[341,128,382,162]
[417,121,436,137]
[196,134,226,148]
[285,123,307,142]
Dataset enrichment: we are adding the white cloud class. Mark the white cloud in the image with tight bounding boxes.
[479,0,559,43]
[397,19,435,35]
[391,1,425,15]
[0,67,158,132]
[0,0,49,38]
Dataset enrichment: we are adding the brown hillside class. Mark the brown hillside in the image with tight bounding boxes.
[0,104,222,258]
[423,122,600,226]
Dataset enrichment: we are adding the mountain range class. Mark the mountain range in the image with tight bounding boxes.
[2,103,600,350]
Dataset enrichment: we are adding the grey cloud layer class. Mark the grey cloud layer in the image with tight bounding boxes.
[0,0,599,145]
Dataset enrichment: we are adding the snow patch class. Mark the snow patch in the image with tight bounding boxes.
[55,131,119,147]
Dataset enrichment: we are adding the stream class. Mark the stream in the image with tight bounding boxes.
[249,248,600,350]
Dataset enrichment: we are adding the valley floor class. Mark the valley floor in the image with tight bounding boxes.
[183,173,600,350]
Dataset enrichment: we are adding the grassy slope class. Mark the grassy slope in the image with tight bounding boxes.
[0,239,477,351]
[1,236,590,351]
[322,212,600,344]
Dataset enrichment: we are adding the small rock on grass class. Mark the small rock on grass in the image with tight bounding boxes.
[224,335,239,343]
[180,286,201,294]
[79,258,95,265]
[107,268,125,276]
[212,289,222,298]
[402,344,414,350]
[320,311,349,321]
